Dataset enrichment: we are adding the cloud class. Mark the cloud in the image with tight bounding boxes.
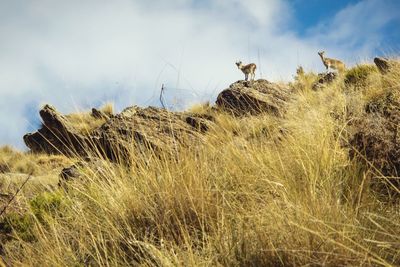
[0,0,398,148]
[307,0,400,57]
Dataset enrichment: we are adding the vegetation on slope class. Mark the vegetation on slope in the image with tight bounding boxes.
[66,102,114,134]
[1,59,400,266]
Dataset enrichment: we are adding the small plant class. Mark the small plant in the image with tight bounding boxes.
[1,212,36,242]
[1,191,65,242]
[29,191,64,222]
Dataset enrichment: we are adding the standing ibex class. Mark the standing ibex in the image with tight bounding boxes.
[318,51,346,73]
[235,61,257,81]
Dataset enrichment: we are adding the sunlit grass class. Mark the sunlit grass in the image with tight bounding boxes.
[66,102,114,134]
[1,60,400,266]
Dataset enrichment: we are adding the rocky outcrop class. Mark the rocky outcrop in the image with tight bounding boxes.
[93,106,209,160]
[216,79,292,116]
[312,72,338,91]
[374,57,400,75]
[185,114,215,132]
[24,80,295,159]
[374,57,390,74]
[350,57,400,188]
[23,105,89,156]
[24,105,214,161]
[349,93,400,198]
[91,108,111,120]
[25,80,294,159]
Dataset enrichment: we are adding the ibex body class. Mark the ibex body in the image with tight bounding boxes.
[236,61,257,81]
[318,51,346,73]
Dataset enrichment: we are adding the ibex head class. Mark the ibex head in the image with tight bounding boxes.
[318,51,325,57]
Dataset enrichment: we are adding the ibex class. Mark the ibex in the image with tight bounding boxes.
[235,61,257,81]
[318,51,346,73]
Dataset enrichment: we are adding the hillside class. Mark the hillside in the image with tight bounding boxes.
[0,57,400,266]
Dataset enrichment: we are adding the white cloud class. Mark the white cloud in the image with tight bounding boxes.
[307,0,400,58]
[0,0,397,148]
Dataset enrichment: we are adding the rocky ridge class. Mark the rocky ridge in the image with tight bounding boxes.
[22,60,400,195]
[24,79,292,162]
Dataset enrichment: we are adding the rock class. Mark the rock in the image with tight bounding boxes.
[60,164,82,182]
[216,79,292,116]
[185,114,215,132]
[24,105,214,161]
[59,157,106,184]
[23,105,90,156]
[374,57,390,74]
[374,57,400,75]
[319,72,337,83]
[312,72,337,91]
[93,106,209,160]
[91,108,110,119]
[349,92,400,198]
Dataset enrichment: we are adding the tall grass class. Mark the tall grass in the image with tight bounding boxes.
[67,102,114,134]
[1,62,400,266]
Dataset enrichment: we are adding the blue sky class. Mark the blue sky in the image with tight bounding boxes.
[0,0,399,149]
[292,0,360,33]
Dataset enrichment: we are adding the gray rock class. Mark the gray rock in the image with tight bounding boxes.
[23,105,90,156]
[91,108,110,119]
[374,57,400,75]
[216,79,292,116]
[60,164,82,182]
[24,105,214,161]
[312,72,338,91]
[374,57,390,74]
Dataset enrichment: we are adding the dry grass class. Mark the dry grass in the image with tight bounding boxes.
[292,66,319,92]
[67,102,114,134]
[0,146,72,199]
[187,101,212,114]
[1,61,400,266]
[67,112,106,134]
[100,102,114,116]
[0,146,70,176]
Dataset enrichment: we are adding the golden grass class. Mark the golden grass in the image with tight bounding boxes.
[0,146,70,176]
[66,102,114,134]
[187,101,212,114]
[100,102,114,116]
[67,112,106,134]
[0,146,72,198]
[292,66,319,92]
[1,61,400,266]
